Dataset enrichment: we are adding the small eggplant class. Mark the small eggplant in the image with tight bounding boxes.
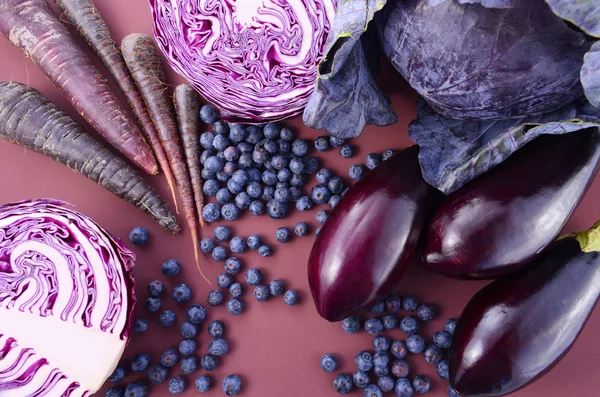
[450,223,600,397]
[308,145,439,322]
[425,129,600,279]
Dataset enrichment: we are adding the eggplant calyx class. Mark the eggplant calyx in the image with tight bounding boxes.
[560,220,600,253]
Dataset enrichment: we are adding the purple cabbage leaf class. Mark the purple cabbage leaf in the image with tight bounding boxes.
[582,41,600,107]
[544,0,600,37]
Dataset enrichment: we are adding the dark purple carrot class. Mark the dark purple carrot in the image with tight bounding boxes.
[0,81,179,232]
[121,33,208,283]
[174,85,204,227]
[0,0,157,175]
[54,0,179,209]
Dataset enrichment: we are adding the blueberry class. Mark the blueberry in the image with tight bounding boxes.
[277,139,291,153]
[366,153,383,169]
[254,285,270,302]
[212,246,228,262]
[374,365,389,377]
[224,257,242,275]
[402,296,418,311]
[134,318,148,333]
[264,281,283,298]
[214,120,229,134]
[328,177,344,194]
[200,238,216,254]
[215,189,232,205]
[406,335,426,354]
[223,161,237,175]
[224,146,240,161]
[129,227,149,246]
[200,149,215,164]
[217,171,231,183]
[234,192,251,209]
[221,203,240,221]
[179,339,197,355]
[105,387,124,397]
[294,222,309,236]
[436,360,449,380]
[412,375,431,394]
[334,373,354,394]
[226,298,243,315]
[214,226,232,242]
[315,209,329,224]
[349,164,367,180]
[202,203,221,223]
[355,351,373,371]
[448,385,461,397]
[252,147,269,164]
[108,366,126,383]
[245,268,263,285]
[246,125,264,144]
[373,336,390,353]
[391,340,408,359]
[433,330,452,349]
[161,259,181,277]
[316,353,337,373]
[382,314,397,330]
[208,290,224,306]
[378,376,395,393]
[417,304,435,321]
[382,149,397,160]
[283,290,299,305]
[145,297,161,312]
[291,139,309,156]
[289,157,306,174]
[232,169,249,185]
[353,370,370,388]
[148,280,165,297]
[248,167,262,182]
[395,378,414,397]
[314,136,330,152]
[246,181,263,198]
[201,168,216,180]
[148,365,168,384]
[330,136,345,147]
[229,124,247,142]
[311,184,332,204]
[365,318,384,335]
[230,282,243,297]
[371,300,385,314]
[423,344,443,364]
[132,353,151,372]
[203,180,220,196]
[343,316,361,334]
[227,237,245,253]
[267,199,288,218]
[276,181,288,191]
[247,234,261,249]
[275,227,292,243]
[205,156,225,172]
[296,196,313,211]
[339,144,354,158]
[160,310,177,327]
[227,179,244,195]
[263,123,280,139]
[222,374,242,396]
[445,318,458,334]
[200,354,218,371]
[262,185,275,200]
[207,320,225,338]
[262,170,278,186]
[278,168,292,182]
[304,156,319,174]
[272,154,290,170]
[168,376,186,394]
[385,295,402,313]
[200,131,216,149]
[195,375,212,392]
[124,382,147,397]
[280,127,294,141]
[180,356,198,375]
[207,338,229,357]
[316,169,332,183]
[290,173,306,186]
[200,104,218,123]
[376,351,390,368]
[391,359,410,378]
[275,187,291,203]
[328,195,341,209]
[400,316,419,335]
[289,186,302,201]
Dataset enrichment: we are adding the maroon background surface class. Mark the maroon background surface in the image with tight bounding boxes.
[0,1,599,396]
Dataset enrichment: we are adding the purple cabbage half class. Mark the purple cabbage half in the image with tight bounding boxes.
[148,0,336,123]
[0,199,136,396]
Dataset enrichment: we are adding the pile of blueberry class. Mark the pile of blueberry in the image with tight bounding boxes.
[104,258,243,397]
[320,295,458,397]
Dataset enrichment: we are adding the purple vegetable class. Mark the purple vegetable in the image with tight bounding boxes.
[0,199,136,395]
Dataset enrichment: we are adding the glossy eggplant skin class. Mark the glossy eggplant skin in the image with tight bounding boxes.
[308,145,439,322]
[450,236,600,397]
[425,129,600,279]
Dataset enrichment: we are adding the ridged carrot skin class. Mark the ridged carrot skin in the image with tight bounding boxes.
[0,0,158,175]
[174,85,204,227]
[122,33,209,283]
[55,0,179,208]
[0,81,179,232]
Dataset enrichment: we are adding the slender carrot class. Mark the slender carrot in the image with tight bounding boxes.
[0,0,158,175]
[0,81,180,233]
[54,0,179,211]
[121,34,209,284]
[174,85,205,227]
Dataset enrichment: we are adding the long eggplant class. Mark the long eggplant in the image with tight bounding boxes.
[308,145,439,322]
[450,223,600,397]
[425,129,600,279]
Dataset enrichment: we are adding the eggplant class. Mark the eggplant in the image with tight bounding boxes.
[450,223,600,397]
[308,145,439,322]
[424,129,600,279]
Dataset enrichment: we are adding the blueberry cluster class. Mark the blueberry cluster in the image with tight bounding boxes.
[200,228,273,266]
[324,295,458,396]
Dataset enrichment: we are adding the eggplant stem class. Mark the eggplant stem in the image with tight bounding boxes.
[560,220,600,253]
